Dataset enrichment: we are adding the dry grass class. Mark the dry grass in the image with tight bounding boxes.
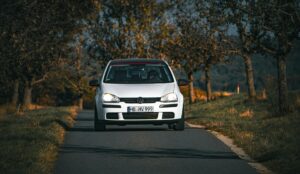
[289,90,300,110]
[228,107,238,114]
[0,104,16,117]
[0,107,78,174]
[0,106,5,118]
[239,109,254,118]
[213,91,234,97]
[256,89,268,101]
[185,93,300,174]
[26,104,48,110]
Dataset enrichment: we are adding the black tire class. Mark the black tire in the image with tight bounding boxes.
[94,107,106,131]
[174,108,185,131]
[95,121,106,131]
[168,124,174,129]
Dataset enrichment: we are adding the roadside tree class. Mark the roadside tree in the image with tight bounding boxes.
[257,0,300,114]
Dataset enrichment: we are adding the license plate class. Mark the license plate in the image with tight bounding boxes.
[127,106,154,112]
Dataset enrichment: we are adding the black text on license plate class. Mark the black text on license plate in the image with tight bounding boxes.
[127,106,154,112]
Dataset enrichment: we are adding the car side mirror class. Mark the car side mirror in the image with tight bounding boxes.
[89,79,99,87]
[177,79,189,86]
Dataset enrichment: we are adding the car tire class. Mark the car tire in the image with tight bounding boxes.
[174,108,185,131]
[168,124,174,129]
[94,106,106,131]
[95,121,106,131]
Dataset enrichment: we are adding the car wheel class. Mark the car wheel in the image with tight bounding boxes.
[174,108,185,131]
[168,124,174,129]
[95,121,106,131]
[94,106,106,131]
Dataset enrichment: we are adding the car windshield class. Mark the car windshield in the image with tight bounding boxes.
[104,63,174,84]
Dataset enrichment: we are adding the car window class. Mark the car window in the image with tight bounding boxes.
[104,63,174,84]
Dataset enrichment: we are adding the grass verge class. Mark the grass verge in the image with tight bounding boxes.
[0,107,77,174]
[185,94,300,174]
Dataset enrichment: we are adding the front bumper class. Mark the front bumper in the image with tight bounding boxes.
[103,119,181,125]
[97,101,183,123]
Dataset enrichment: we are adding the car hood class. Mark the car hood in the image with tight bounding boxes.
[102,83,175,98]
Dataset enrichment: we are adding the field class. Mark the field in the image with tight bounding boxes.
[0,107,77,174]
[185,93,300,174]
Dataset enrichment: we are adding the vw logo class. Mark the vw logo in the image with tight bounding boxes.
[137,97,144,104]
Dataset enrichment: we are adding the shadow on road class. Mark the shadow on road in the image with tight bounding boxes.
[59,145,240,160]
[68,127,95,132]
[67,127,169,132]
[67,125,202,132]
[74,118,94,121]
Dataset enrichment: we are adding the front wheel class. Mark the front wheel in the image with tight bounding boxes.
[174,108,185,131]
[94,121,106,131]
[94,107,106,131]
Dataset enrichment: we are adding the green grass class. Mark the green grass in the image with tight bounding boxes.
[0,107,77,174]
[186,94,300,174]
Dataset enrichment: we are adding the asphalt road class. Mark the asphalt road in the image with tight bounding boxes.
[54,110,258,174]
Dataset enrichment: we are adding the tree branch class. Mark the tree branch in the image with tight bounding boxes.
[259,44,277,55]
[32,73,49,86]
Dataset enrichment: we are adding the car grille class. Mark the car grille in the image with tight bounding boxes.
[119,97,160,103]
[123,112,158,119]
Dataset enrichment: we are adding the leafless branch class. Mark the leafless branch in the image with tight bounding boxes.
[32,73,49,86]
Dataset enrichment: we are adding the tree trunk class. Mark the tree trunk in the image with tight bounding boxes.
[188,72,195,104]
[243,54,256,100]
[23,80,32,109]
[277,55,289,114]
[78,97,83,110]
[11,79,19,107]
[205,65,212,102]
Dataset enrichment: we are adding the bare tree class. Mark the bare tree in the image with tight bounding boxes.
[0,0,99,109]
[88,0,174,61]
[167,28,204,103]
[224,0,266,101]
[168,0,232,102]
[257,0,300,114]
[63,36,99,110]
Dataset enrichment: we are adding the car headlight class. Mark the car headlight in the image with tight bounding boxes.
[102,93,120,103]
[161,93,178,102]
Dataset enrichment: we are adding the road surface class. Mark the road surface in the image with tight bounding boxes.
[54,110,258,174]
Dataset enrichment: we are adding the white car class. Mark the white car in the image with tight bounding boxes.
[89,58,186,131]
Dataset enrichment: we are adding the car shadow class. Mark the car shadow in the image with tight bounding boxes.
[68,127,95,132]
[67,126,171,132]
[59,145,240,160]
[59,112,198,133]
[74,118,94,121]
[104,127,169,131]
[67,125,201,132]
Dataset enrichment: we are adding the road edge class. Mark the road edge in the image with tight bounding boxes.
[185,122,274,174]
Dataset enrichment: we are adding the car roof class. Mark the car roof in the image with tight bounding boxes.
[110,58,166,65]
